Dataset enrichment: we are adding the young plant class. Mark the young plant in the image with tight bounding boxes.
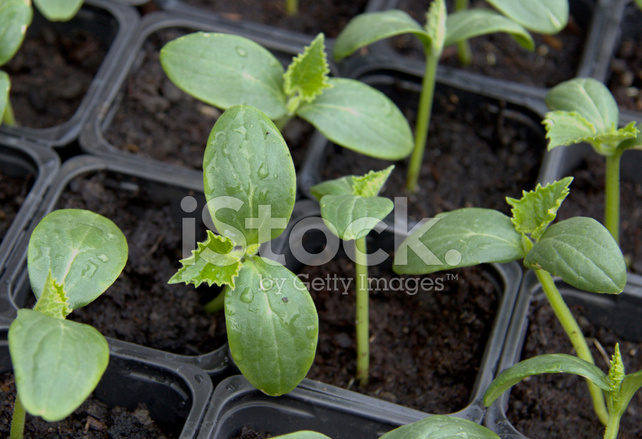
[393,177,627,426]
[169,104,318,396]
[285,0,298,15]
[452,0,568,65]
[543,77,641,245]
[9,208,128,439]
[270,415,501,439]
[160,32,413,161]
[333,0,539,192]
[310,166,394,385]
[484,344,642,439]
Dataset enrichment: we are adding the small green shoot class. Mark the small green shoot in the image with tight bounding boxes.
[285,0,298,15]
[9,209,128,439]
[393,178,626,426]
[310,166,394,385]
[544,77,641,245]
[333,0,537,192]
[160,32,413,160]
[484,344,642,439]
[169,105,318,396]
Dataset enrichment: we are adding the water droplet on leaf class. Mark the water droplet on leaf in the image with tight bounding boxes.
[236,46,248,57]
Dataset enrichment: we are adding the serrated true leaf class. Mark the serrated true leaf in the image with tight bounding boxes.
[203,105,296,247]
[0,0,32,65]
[445,9,534,50]
[33,271,71,319]
[525,217,626,294]
[333,10,430,61]
[298,78,413,160]
[283,33,331,113]
[225,257,318,396]
[319,194,393,241]
[393,208,524,275]
[352,165,394,197]
[486,0,568,34]
[424,0,446,54]
[9,309,109,422]
[310,175,353,199]
[28,209,128,311]
[380,415,500,439]
[483,354,609,408]
[543,110,597,150]
[168,230,242,288]
[33,0,82,21]
[506,177,572,240]
[161,33,287,120]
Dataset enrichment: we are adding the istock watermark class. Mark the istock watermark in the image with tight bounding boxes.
[178,195,462,269]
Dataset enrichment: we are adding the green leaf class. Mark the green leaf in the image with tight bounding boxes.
[271,433,332,439]
[619,370,642,418]
[483,354,610,407]
[298,78,414,160]
[506,177,572,240]
[203,105,296,247]
[320,194,393,241]
[543,110,598,150]
[0,0,32,65]
[393,208,524,275]
[0,71,9,122]
[310,176,353,199]
[333,10,430,61]
[636,0,642,10]
[445,9,534,50]
[486,0,568,34]
[33,0,82,21]
[283,33,331,114]
[160,33,287,120]
[225,257,318,396]
[28,209,128,310]
[9,309,109,422]
[525,217,626,294]
[33,272,71,319]
[168,231,242,288]
[380,415,500,439]
[352,165,394,197]
[424,0,447,55]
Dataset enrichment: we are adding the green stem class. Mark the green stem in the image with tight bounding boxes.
[405,50,439,192]
[454,0,472,65]
[285,0,298,15]
[603,413,621,439]
[355,236,369,386]
[604,152,622,245]
[10,395,26,439]
[3,99,16,126]
[535,269,609,426]
[203,290,226,314]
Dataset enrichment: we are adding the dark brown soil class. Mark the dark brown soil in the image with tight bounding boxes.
[104,27,312,171]
[0,371,174,439]
[318,81,543,220]
[5,24,106,128]
[53,171,226,355]
[389,0,586,88]
[608,4,642,113]
[180,0,368,38]
[506,300,642,439]
[232,426,271,439]
[300,258,498,414]
[0,173,33,242]
[555,153,642,272]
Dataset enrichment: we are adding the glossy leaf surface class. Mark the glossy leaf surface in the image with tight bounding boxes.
[445,9,534,50]
[525,217,626,294]
[225,257,318,396]
[9,309,109,422]
[33,0,82,21]
[0,0,32,65]
[203,105,296,247]
[381,415,500,439]
[28,209,128,310]
[486,0,568,34]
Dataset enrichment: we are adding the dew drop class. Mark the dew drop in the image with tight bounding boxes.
[236,46,248,57]
[306,325,317,340]
[257,163,270,180]
[240,288,254,303]
[97,254,109,262]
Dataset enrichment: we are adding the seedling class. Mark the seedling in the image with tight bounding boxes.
[169,105,318,396]
[452,0,568,65]
[160,32,413,161]
[393,177,627,426]
[9,209,128,439]
[485,344,642,439]
[543,77,641,245]
[285,0,298,15]
[333,0,539,192]
[271,415,501,438]
[310,166,394,385]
